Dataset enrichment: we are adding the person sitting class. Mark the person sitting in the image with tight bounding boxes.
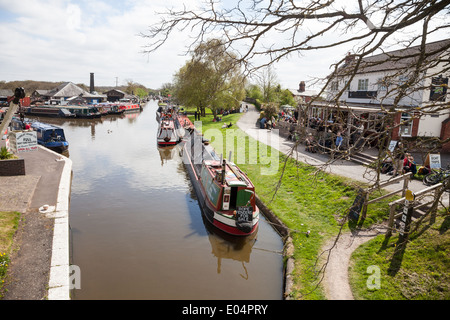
[403,153,417,175]
[305,133,316,153]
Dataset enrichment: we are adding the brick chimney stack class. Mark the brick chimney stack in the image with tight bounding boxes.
[90,73,95,93]
[344,53,356,65]
[299,81,305,93]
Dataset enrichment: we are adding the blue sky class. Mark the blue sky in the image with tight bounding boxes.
[0,0,448,91]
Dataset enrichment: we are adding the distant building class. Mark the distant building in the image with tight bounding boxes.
[322,38,450,152]
[33,82,106,105]
[0,89,13,105]
[104,89,127,102]
[104,89,138,102]
[289,81,318,104]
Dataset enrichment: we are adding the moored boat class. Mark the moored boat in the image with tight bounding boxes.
[182,129,259,236]
[118,102,142,113]
[10,117,69,153]
[22,106,74,118]
[157,113,184,146]
[30,121,69,153]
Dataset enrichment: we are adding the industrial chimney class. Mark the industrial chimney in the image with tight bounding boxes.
[90,73,95,93]
[299,81,305,93]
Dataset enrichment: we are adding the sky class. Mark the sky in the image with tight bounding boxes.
[0,0,448,92]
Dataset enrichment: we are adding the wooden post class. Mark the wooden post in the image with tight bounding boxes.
[402,174,410,198]
[361,191,370,221]
[386,203,396,238]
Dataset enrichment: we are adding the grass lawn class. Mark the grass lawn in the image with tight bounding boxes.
[189,112,397,299]
[349,214,450,300]
[0,211,21,297]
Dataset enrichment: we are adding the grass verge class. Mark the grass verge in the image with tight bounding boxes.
[349,214,450,299]
[0,211,21,298]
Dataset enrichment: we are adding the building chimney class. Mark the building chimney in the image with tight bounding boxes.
[344,53,356,65]
[90,73,95,93]
[299,81,305,93]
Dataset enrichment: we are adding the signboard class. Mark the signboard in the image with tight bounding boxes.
[429,154,441,169]
[8,131,38,153]
[388,140,397,153]
[398,191,414,242]
[349,189,365,221]
[236,206,253,223]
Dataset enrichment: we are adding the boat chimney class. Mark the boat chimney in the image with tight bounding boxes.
[90,73,95,93]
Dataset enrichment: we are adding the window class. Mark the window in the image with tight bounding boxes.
[357,79,368,91]
[330,81,338,91]
[377,78,387,91]
[399,112,413,137]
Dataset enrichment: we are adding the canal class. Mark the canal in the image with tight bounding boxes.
[54,100,284,299]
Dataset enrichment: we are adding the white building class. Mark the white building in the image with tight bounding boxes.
[325,38,450,151]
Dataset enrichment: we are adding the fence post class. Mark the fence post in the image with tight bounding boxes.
[401,173,411,198]
[386,203,396,238]
[361,191,370,221]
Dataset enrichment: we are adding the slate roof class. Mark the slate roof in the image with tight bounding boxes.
[0,89,13,97]
[45,82,106,99]
[340,38,450,74]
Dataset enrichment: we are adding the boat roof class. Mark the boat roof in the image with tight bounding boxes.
[31,121,64,131]
[204,160,250,187]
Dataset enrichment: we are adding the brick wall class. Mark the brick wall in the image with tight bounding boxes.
[0,158,26,176]
[440,117,450,153]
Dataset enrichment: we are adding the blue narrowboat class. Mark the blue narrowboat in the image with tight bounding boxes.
[30,121,69,153]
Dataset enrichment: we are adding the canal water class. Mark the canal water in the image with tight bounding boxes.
[53,100,283,299]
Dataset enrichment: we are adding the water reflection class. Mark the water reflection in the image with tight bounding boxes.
[158,146,178,166]
[204,216,257,276]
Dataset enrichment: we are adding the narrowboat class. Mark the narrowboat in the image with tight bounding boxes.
[30,121,69,153]
[63,105,102,118]
[96,103,125,115]
[22,106,74,118]
[117,100,142,113]
[182,129,259,236]
[10,118,69,153]
[157,112,185,146]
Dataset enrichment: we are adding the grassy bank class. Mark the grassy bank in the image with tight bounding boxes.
[349,214,449,299]
[0,211,20,298]
[189,112,396,299]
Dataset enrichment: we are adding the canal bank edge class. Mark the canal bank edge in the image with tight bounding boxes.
[41,146,72,300]
[255,196,295,300]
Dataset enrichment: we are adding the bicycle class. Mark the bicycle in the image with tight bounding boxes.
[423,165,450,186]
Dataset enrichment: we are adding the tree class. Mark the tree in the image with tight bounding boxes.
[173,38,245,118]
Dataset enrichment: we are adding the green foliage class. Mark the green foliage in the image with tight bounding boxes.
[350,214,450,300]
[0,211,21,298]
[0,147,15,160]
[174,39,245,117]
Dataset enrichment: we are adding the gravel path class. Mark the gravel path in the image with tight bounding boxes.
[320,227,385,300]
